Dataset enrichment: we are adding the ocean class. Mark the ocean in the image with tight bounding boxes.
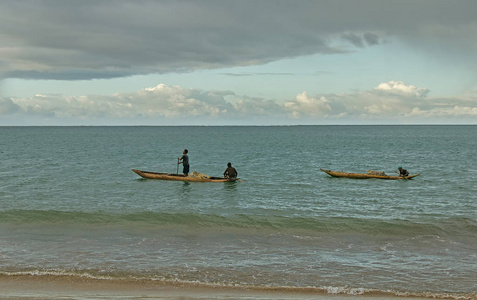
[0,126,476,299]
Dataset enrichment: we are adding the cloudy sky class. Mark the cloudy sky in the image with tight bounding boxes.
[1,0,476,125]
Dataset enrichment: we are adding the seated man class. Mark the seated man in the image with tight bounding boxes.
[223,162,238,178]
[398,166,409,177]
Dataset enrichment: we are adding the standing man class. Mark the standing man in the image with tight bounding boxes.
[178,149,189,176]
[223,162,238,178]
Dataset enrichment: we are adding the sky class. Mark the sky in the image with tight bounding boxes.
[0,0,476,125]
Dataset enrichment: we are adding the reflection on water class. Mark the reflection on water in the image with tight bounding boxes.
[223,181,237,191]
[181,181,191,190]
[179,181,191,202]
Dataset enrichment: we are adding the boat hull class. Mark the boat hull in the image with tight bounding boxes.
[320,169,420,180]
[132,169,239,182]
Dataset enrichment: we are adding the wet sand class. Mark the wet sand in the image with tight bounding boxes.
[0,275,455,300]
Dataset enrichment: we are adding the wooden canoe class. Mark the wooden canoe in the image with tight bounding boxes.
[320,169,420,180]
[132,169,239,182]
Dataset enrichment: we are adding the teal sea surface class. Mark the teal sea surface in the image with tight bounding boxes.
[0,126,476,298]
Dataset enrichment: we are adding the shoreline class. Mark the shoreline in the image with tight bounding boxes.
[0,274,475,300]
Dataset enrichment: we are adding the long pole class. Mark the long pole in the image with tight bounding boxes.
[177,158,179,174]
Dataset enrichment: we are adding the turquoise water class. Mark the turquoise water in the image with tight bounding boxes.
[0,126,476,298]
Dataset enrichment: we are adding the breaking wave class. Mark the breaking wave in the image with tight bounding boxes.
[1,209,475,238]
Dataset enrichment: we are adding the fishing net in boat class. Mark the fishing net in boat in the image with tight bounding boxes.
[188,171,210,179]
[366,170,387,176]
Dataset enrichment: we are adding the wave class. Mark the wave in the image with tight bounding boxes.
[0,270,475,300]
[1,209,476,237]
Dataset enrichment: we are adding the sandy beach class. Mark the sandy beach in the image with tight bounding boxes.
[0,275,467,300]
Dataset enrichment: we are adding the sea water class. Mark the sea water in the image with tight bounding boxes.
[0,126,476,298]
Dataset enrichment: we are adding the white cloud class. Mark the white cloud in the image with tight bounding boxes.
[284,92,332,118]
[1,81,476,125]
[409,105,477,118]
[375,81,429,97]
[0,98,19,114]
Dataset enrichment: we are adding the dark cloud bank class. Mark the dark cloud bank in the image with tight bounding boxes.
[1,0,476,80]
